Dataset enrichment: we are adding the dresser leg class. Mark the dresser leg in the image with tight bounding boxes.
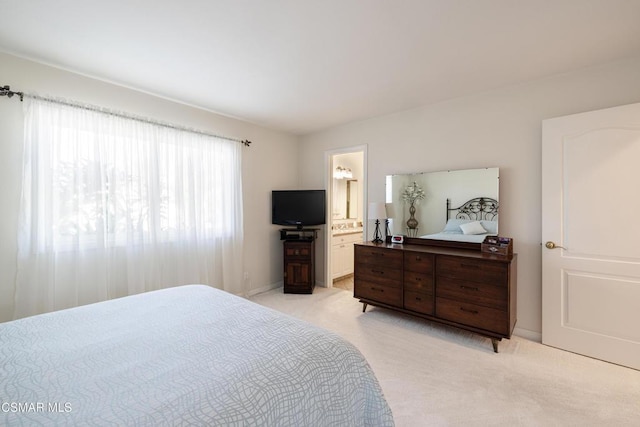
[491,338,499,353]
[362,303,368,313]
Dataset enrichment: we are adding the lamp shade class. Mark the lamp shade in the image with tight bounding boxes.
[385,202,395,218]
[368,202,387,220]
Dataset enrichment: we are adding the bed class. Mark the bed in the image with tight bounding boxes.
[0,285,394,426]
[420,197,498,243]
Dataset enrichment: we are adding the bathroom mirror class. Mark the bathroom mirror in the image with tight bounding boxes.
[333,179,359,219]
[385,167,499,245]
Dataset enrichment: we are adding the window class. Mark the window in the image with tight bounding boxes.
[15,97,244,318]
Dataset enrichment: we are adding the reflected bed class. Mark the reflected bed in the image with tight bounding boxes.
[419,230,494,244]
[420,197,498,243]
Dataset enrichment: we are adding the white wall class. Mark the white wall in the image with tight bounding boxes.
[0,52,298,322]
[298,55,640,336]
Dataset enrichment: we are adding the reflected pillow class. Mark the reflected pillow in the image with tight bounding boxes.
[443,219,472,233]
[481,220,498,234]
[460,221,487,235]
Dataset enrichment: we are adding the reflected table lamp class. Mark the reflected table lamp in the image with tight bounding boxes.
[385,202,395,237]
[368,202,388,244]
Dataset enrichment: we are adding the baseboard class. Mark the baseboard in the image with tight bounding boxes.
[246,281,283,297]
[246,278,327,297]
[513,327,542,343]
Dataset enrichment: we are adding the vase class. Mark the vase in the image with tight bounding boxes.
[406,203,418,229]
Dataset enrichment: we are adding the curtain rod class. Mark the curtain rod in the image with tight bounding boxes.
[0,85,252,147]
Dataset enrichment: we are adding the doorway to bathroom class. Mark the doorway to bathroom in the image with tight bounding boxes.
[326,147,366,291]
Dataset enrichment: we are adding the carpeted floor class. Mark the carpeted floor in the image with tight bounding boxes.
[250,286,640,426]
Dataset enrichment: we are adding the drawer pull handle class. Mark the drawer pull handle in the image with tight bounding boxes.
[371,269,384,275]
[460,307,479,315]
[415,297,422,301]
[415,276,422,281]
[294,250,300,255]
[460,285,479,291]
[415,256,422,261]
[371,287,384,293]
[460,263,479,269]
[371,252,385,256]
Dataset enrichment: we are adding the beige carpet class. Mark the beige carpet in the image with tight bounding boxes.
[250,286,640,426]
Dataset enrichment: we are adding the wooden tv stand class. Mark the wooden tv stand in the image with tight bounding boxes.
[354,241,517,352]
[281,228,318,294]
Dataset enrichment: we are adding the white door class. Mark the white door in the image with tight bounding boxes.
[542,102,640,370]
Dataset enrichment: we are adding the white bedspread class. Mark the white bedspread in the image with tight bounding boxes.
[420,232,493,243]
[1,285,393,426]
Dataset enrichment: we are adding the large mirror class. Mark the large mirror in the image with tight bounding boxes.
[385,167,499,245]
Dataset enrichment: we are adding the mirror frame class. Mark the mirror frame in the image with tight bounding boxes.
[387,234,482,250]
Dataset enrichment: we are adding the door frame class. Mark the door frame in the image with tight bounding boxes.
[324,145,367,288]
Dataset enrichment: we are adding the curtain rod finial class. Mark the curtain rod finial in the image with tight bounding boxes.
[1,85,24,102]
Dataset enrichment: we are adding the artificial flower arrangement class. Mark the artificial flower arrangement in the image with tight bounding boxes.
[401,181,426,205]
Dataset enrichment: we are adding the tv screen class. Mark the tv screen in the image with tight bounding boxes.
[272,190,326,228]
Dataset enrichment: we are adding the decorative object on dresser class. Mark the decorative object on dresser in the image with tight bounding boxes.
[354,239,516,352]
[481,236,513,256]
[401,181,426,237]
[280,228,318,294]
[368,202,388,243]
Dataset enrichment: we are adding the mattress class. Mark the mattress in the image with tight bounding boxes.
[1,285,394,426]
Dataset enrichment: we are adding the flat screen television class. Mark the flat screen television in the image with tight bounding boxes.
[272,190,326,229]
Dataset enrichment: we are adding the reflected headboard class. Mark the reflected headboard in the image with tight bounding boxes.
[447,197,499,221]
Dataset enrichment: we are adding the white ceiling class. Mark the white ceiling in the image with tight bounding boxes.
[1,0,640,135]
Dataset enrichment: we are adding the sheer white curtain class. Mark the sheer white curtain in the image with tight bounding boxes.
[14,98,244,319]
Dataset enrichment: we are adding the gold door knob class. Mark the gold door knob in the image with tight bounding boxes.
[545,241,566,250]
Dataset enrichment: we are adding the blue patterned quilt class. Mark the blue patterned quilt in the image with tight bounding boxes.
[1,285,393,426]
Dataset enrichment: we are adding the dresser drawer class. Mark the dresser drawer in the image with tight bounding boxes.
[355,281,402,306]
[404,271,434,294]
[404,252,434,274]
[404,291,434,315]
[355,246,402,269]
[437,276,506,310]
[436,255,507,284]
[355,264,402,288]
[436,297,509,335]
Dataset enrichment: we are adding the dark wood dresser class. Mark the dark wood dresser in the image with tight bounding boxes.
[354,241,517,352]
